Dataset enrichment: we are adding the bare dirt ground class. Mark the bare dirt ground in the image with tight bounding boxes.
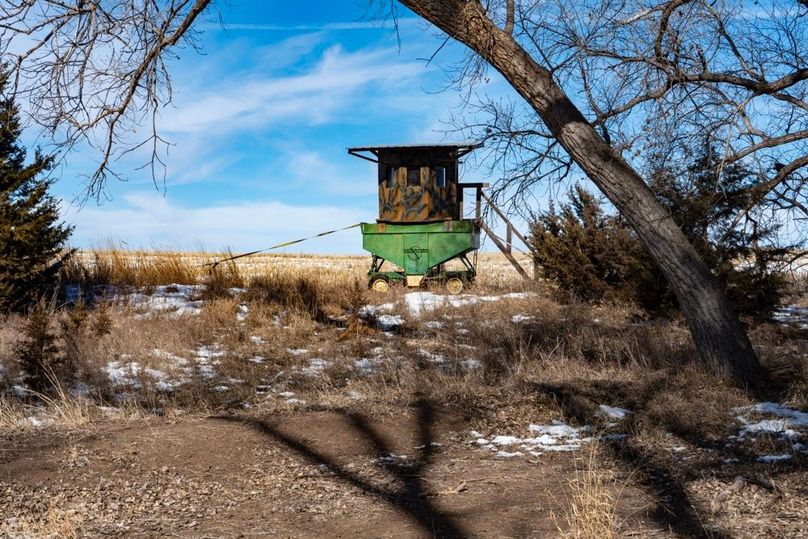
[0,409,661,538]
[2,404,807,538]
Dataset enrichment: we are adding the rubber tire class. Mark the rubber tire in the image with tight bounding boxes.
[445,277,463,295]
[371,278,390,294]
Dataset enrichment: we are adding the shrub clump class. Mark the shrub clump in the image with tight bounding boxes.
[529,142,792,320]
[15,301,65,395]
[245,274,327,322]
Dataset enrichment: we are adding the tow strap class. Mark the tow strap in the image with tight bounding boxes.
[204,223,363,269]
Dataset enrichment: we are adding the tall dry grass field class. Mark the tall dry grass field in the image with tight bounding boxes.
[67,249,535,290]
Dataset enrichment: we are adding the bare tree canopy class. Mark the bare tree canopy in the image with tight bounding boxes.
[441,0,807,244]
[0,0,211,199]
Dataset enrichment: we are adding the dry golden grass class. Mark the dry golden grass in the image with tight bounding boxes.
[555,444,619,539]
[0,250,799,439]
[0,376,95,431]
[66,248,534,290]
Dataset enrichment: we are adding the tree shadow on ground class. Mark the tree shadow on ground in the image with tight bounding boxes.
[215,397,466,538]
[531,378,806,539]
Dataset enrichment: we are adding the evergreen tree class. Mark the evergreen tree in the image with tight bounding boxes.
[0,68,72,313]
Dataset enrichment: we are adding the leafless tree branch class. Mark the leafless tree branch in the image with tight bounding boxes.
[1,0,214,200]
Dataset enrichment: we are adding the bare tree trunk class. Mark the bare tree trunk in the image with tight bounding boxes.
[400,0,765,385]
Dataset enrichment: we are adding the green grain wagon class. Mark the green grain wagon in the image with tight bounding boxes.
[348,143,488,294]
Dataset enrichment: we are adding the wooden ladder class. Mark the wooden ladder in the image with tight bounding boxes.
[459,183,537,280]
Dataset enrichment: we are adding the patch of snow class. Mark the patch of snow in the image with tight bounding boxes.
[126,284,205,318]
[151,349,188,366]
[106,361,142,387]
[739,419,799,438]
[731,401,808,461]
[354,358,380,372]
[195,345,225,360]
[495,450,524,458]
[772,306,808,329]
[734,402,808,440]
[144,368,184,392]
[511,314,533,323]
[528,422,583,438]
[738,402,808,427]
[277,391,296,398]
[211,385,230,392]
[236,304,249,321]
[377,453,407,464]
[758,454,793,463]
[461,359,482,370]
[69,382,92,398]
[250,336,266,344]
[376,314,404,331]
[286,348,309,356]
[285,398,306,405]
[359,303,395,317]
[598,404,632,420]
[27,416,49,428]
[475,420,596,458]
[502,292,535,300]
[542,444,583,452]
[419,349,446,364]
[192,345,224,380]
[523,434,558,446]
[195,364,216,380]
[347,390,364,400]
[301,358,329,376]
[415,442,442,450]
[403,291,539,317]
[491,435,522,446]
[425,321,444,329]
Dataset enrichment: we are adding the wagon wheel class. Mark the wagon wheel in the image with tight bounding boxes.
[445,277,464,295]
[370,278,390,294]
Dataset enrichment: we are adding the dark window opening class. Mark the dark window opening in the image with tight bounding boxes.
[435,166,447,188]
[407,167,420,187]
[385,166,397,188]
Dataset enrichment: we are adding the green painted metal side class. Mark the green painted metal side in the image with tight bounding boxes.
[361,220,480,276]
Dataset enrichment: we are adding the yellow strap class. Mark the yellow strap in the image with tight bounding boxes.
[205,223,363,268]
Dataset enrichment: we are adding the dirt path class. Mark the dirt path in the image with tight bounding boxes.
[0,409,656,538]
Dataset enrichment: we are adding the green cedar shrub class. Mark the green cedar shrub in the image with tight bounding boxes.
[529,141,792,320]
[0,67,73,313]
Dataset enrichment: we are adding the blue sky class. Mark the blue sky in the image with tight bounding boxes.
[53,1,515,254]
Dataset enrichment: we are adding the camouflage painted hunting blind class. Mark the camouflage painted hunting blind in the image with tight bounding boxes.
[349,143,480,223]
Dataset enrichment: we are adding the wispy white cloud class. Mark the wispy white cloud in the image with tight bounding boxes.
[159,44,426,135]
